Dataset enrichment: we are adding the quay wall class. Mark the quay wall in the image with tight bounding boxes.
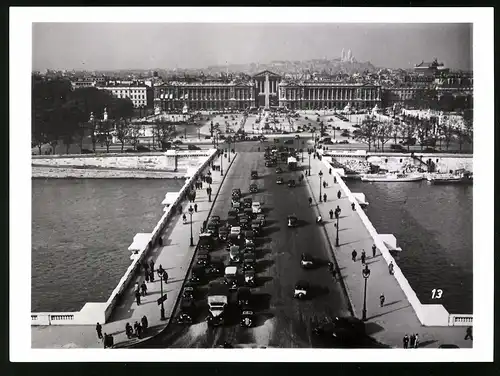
[31,149,220,326]
[319,152,473,327]
[32,151,213,173]
[325,151,473,173]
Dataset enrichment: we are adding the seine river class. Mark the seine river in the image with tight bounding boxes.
[346,180,473,314]
[31,179,185,312]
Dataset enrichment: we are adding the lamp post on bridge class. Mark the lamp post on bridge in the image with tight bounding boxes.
[335,210,340,247]
[157,268,167,321]
[362,264,371,321]
[188,205,194,246]
[227,137,231,163]
[308,149,312,176]
[319,170,323,202]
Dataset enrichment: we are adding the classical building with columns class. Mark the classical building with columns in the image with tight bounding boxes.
[153,70,382,111]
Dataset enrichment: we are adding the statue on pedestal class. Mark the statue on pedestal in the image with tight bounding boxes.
[103,107,108,121]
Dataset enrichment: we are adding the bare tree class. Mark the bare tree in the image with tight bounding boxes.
[127,122,142,150]
[377,121,392,152]
[354,115,378,152]
[391,122,400,144]
[115,118,130,152]
[98,120,114,153]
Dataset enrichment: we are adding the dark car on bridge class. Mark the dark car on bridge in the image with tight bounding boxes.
[227,215,238,227]
[232,200,242,212]
[199,233,215,251]
[239,217,250,230]
[276,176,284,185]
[251,170,258,179]
[256,214,266,227]
[176,297,197,325]
[265,160,276,167]
[196,250,210,267]
[249,183,258,193]
[237,287,252,308]
[240,305,255,328]
[228,209,237,218]
[209,215,221,226]
[287,214,298,228]
[182,281,197,300]
[244,270,256,287]
[218,227,229,241]
[232,188,242,199]
[189,264,205,284]
[206,221,219,238]
[243,253,256,272]
[312,317,367,347]
[243,198,253,208]
[251,220,261,235]
[288,179,296,188]
[275,167,283,174]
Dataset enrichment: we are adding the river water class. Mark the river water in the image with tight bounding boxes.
[31,179,185,312]
[346,179,473,314]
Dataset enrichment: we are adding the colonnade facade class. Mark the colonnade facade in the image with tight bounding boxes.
[154,83,255,111]
[279,84,382,110]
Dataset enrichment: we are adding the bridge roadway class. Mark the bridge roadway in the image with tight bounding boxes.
[147,143,361,348]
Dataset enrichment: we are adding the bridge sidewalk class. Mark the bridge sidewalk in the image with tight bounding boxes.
[305,155,472,349]
[31,156,235,349]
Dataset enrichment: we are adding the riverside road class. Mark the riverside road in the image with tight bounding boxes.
[144,143,382,348]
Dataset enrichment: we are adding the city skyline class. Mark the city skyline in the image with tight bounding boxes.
[32,23,473,72]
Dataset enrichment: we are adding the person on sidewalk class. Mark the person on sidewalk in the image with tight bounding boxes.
[308,197,312,206]
[157,264,165,279]
[372,244,377,258]
[141,315,149,332]
[194,203,198,213]
[149,269,155,282]
[329,209,334,219]
[409,334,416,348]
[125,322,133,339]
[329,168,332,175]
[388,261,394,275]
[380,293,385,307]
[163,270,169,284]
[96,322,103,340]
[134,282,139,294]
[403,334,409,349]
[134,321,141,337]
[149,260,155,272]
[464,326,473,340]
[337,190,341,199]
[351,202,356,211]
[178,205,183,215]
[334,176,337,184]
[361,250,366,265]
[182,213,187,224]
[414,333,419,348]
[141,281,147,296]
[143,261,149,274]
[351,250,357,262]
[323,181,326,189]
[323,193,327,202]
[135,288,142,305]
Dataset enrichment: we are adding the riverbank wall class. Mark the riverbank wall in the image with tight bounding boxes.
[324,150,473,173]
[31,149,220,326]
[319,151,473,327]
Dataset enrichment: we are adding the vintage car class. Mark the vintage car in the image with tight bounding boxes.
[199,233,215,251]
[176,297,196,325]
[209,215,221,226]
[288,179,296,188]
[312,316,367,347]
[249,183,258,193]
[232,188,242,199]
[218,227,229,241]
[275,167,283,174]
[243,252,256,272]
[189,264,205,284]
[239,217,250,230]
[294,280,310,299]
[227,233,243,249]
[232,200,242,212]
[182,281,196,300]
[251,170,258,179]
[237,287,252,307]
[206,221,219,238]
[196,250,210,267]
[244,242,256,253]
[251,201,262,214]
[227,209,238,218]
[228,215,239,227]
[276,176,284,185]
[224,266,239,291]
[244,270,256,287]
[243,230,254,241]
[243,198,253,209]
[230,226,242,237]
[265,160,276,167]
[300,253,314,268]
[240,306,255,328]
[229,246,243,263]
[244,207,254,219]
[251,220,261,235]
[287,214,298,228]
[206,261,223,277]
[256,214,266,227]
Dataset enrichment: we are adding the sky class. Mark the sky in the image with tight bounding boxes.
[32,23,473,71]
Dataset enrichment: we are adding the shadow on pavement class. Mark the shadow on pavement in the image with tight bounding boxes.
[366,304,411,320]
[381,299,402,308]
[255,275,273,287]
[418,339,438,348]
[265,226,281,235]
[255,259,275,273]
[364,321,385,336]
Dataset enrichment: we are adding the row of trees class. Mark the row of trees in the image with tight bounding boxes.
[353,110,473,152]
[32,76,136,154]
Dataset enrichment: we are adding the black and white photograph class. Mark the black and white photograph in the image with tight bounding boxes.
[10,7,493,362]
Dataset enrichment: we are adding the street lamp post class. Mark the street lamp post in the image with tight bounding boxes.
[188,205,194,246]
[319,170,323,202]
[308,149,312,176]
[335,213,340,247]
[227,137,231,163]
[220,147,224,176]
[362,265,371,321]
[158,269,166,320]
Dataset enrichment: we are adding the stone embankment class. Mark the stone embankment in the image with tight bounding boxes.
[32,166,186,179]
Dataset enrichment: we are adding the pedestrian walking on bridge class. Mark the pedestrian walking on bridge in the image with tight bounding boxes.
[403,334,409,349]
[380,293,385,307]
[414,334,419,348]
[351,249,357,262]
[351,202,356,211]
[323,181,326,189]
[334,176,337,184]
[388,261,394,275]
[372,244,377,258]
[409,334,416,348]
[464,326,473,340]
[308,197,312,206]
[135,289,141,305]
[141,281,147,296]
[337,190,341,199]
[141,315,149,332]
[96,322,103,340]
[361,250,366,265]
[329,209,334,219]
[194,203,198,213]
[323,193,327,202]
